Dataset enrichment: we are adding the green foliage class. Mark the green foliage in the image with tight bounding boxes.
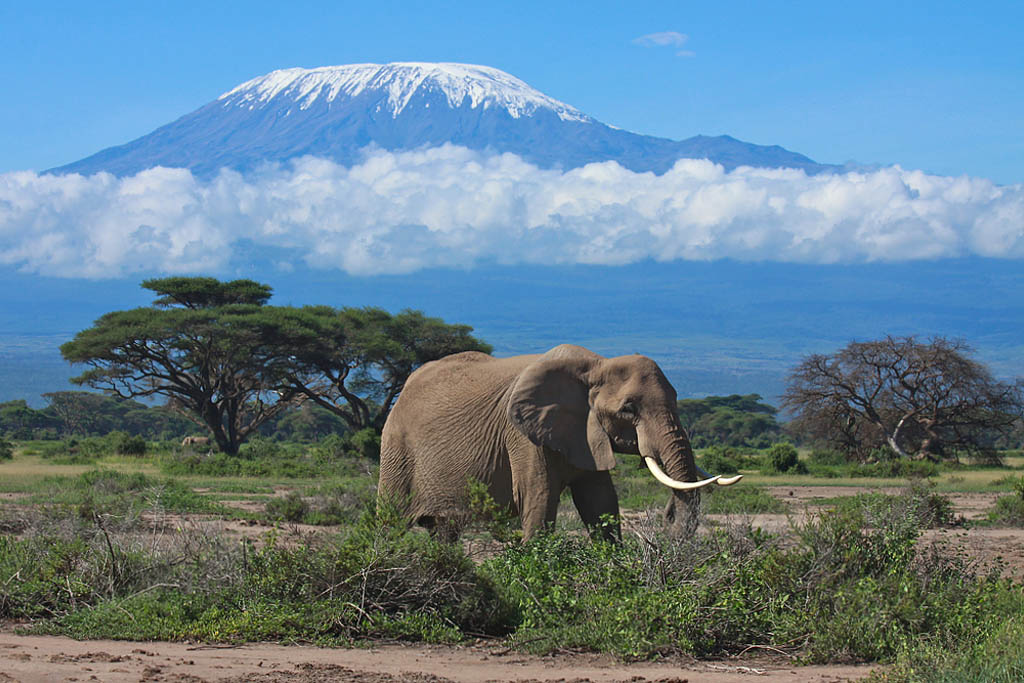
[110,431,147,456]
[273,305,491,433]
[2,486,1022,663]
[264,491,309,523]
[12,510,515,643]
[33,469,228,522]
[849,459,939,479]
[809,448,847,466]
[143,276,273,309]
[763,442,806,474]
[678,394,781,449]
[344,428,381,460]
[464,479,520,542]
[0,437,12,460]
[0,399,56,439]
[696,445,741,474]
[485,493,1022,662]
[161,440,375,480]
[875,613,1024,682]
[825,483,957,529]
[703,485,787,514]
[986,476,1024,526]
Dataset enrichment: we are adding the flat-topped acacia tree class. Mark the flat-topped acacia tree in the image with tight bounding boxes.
[265,305,492,433]
[60,277,302,455]
[61,277,492,454]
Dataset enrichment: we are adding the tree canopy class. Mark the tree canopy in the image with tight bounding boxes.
[783,336,1024,462]
[60,277,490,453]
[677,394,782,449]
[267,306,492,432]
[61,278,301,454]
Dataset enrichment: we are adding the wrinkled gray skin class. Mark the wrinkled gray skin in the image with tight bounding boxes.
[378,344,703,541]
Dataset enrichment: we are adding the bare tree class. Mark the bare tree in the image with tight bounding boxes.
[783,336,1024,462]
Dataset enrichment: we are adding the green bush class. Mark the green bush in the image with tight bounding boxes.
[110,431,147,456]
[264,491,309,523]
[11,509,516,643]
[33,469,227,522]
[239,435,283,460]
[0,438,12,460]
[697,446,741,475]
[827,483,957,529]
[850,459,938,479]
[763,442,806,474]
[344,428,381,460]
[808,448,847,466]
[986,477,1024,526]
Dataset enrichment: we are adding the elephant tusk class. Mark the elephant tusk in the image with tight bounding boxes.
[644,457,720,490]
[696,464,744,487]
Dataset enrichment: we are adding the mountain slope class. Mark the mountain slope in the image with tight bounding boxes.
[51,62,833,177]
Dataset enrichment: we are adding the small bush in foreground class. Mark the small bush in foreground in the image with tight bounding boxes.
[7,507,515,643]
[874,613,1024,682]
[0,438,12,460]
[2,487,1021,665]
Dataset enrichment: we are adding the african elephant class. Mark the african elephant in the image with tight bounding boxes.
[378,344,740,541]
[181,435,210,448]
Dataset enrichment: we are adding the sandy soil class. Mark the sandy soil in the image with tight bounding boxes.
[3,485,1022,682]
[0,635,875,682]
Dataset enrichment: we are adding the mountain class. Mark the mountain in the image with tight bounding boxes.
[50,62,834,177]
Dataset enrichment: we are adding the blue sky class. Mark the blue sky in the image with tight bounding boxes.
[2,0,1022,184]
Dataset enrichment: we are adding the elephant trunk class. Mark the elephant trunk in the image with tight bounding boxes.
[637,410,719,491]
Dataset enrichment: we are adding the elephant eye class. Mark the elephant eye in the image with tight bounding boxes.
[618,400,638,416]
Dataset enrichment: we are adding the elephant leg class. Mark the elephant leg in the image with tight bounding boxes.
[513,447,567,541]
[569,470,621,541]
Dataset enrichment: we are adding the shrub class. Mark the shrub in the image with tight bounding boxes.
[698,446,741,474]
[344,428,381,460]
[239,435,283,460]
[10,509,516,643]
[0,438,12,460]
[849,459,938,479]
[808,448,846,466]
[110,432,147,456]
[986,476,1024,526]
[264,491,309,523]
[763,442,806,474]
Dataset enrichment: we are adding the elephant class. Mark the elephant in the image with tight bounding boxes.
[181,435,210,448]
[378,344,740,541]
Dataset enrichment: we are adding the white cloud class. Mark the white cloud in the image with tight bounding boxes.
[633,31,695,57]
[1,146,1022,278]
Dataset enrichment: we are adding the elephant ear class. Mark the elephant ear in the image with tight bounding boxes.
[507,345,616,471]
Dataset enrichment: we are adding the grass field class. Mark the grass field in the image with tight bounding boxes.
[0,438,1022,681]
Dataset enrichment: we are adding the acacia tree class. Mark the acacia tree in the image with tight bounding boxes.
[783,336,1024,462]
[60,278,302,455]
[270,306,492,433]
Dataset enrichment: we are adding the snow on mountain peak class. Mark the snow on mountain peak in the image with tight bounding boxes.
[218,62,592,123]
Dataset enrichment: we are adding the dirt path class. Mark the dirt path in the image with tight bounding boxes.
[0,634,876,682]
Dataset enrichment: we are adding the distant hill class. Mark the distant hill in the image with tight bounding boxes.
[50,62,835,178]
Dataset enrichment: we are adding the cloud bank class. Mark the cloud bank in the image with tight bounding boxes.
[1,145,1022,278]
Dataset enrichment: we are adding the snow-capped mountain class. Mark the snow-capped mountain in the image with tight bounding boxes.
[51,62,833,177]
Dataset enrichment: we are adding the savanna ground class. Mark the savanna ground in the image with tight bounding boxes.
[0,438,1022,682]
